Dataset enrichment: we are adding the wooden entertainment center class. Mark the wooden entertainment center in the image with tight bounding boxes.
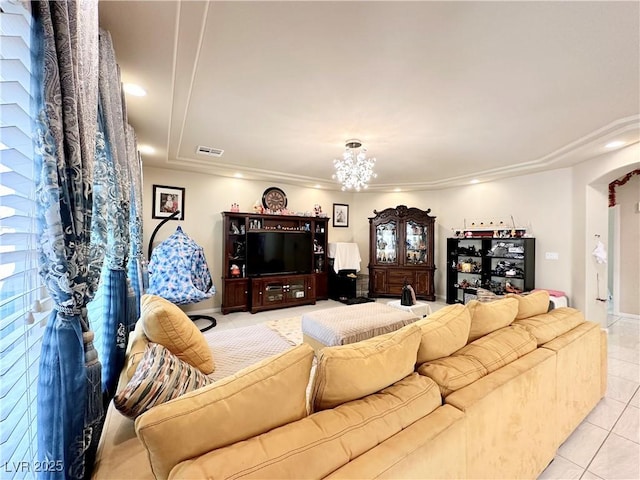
[221,212,329,314]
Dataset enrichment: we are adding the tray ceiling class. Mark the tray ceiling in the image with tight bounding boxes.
[99,1,640,191]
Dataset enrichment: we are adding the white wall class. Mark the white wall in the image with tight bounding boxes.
[143,167,353,312]
[571,143,640,325]
[616,172,640,316]
[352,169,574,301]
[144,144,639,320]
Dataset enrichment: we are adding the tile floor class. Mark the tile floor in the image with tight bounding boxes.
[539,313,640,480]
[210,300,640,480]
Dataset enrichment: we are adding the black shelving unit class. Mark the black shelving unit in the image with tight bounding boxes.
[446,237,535,304]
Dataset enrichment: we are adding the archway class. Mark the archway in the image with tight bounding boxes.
[577,145,639,326]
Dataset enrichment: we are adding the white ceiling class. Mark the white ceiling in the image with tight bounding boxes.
[98,1,640,191]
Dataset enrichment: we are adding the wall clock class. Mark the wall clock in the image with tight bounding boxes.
[262,187,288,211]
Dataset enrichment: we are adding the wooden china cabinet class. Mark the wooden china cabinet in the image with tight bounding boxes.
[368,205,436,301]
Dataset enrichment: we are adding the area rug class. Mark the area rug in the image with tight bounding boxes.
[204,323,293,381]
[264,316,303,346]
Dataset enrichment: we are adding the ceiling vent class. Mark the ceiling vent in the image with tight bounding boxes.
[196,145,224,157]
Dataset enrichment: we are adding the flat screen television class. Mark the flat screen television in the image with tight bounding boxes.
[246,231,312,276]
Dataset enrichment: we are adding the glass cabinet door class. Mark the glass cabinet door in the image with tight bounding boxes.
[375,221,397,263]
[405,220,428,265]
[286,281,306,301]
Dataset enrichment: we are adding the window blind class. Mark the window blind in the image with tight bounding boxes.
[0,1,49,476]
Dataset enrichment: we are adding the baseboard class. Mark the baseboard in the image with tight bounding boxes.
[181,306,220,317]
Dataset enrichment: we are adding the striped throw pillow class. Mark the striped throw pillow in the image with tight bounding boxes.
[115,343,213,418]
[476,287,505,303]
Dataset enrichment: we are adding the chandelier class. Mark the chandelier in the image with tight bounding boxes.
[332,139,377,191]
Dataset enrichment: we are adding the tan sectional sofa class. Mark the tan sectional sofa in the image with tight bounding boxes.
[93,291,606,480]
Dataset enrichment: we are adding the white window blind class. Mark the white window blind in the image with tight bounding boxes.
[0,1,49,476]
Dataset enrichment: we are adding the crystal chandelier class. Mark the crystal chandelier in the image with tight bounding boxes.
[332,139,377,191]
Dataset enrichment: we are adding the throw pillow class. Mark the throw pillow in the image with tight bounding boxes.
[506,289,550,319]
[135,343,315,480]
[311,323,421,411]
[415,304,471,364]
[124,319,149,381]
[466,297,519,343]
[140,294,215,374]
[475,287,505,303]
[115,343,213,418]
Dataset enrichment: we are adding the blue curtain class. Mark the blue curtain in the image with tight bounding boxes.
[94,29,134,396]
[33,1,102,479]
[127,125,144,319]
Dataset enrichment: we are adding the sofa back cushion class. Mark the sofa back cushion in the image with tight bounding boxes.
[311,323,421,411]
[135,343,314,480]
[170,373,441,480]
[417,325,536,396]
[506,290,550,319]
[415,304,471,364]
[140,294,214,374]
[466,297,518,343]
[513,307,585,346]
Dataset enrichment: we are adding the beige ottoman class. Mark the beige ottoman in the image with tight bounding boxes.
[301,302,419,352]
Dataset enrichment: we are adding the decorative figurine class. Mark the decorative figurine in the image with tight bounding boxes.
[230,202,240,213]
[230,264,241,277]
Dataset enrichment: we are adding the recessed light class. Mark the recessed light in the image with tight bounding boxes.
[470,179,480,184]
[314,184,322,189]
[138,144,155,155]
[394,188,402,192]
[605,140,625,149]
[234,173,243,178]
[123,83,147,97]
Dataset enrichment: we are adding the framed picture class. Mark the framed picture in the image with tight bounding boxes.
[333,203,349,228]
[152,185,185,220]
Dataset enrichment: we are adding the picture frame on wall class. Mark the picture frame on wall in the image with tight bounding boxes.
[152,185,185,220]
[333,203,349,227]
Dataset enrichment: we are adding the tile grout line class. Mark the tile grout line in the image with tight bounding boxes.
[579,383,640,479]
[580,313,636,480]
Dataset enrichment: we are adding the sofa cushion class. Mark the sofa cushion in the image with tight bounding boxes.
[115,343,213,418]
[513,307,585,346]
[135,343,314,480]
[415,304,471,364]
[92,401,155,480]
[458,325,536,373]
[140,294,214,374]
[466,297,518,343]
[417,325,537,396]
[125,320,149,381]
[311,323,421,411]
[506,290,550,319]
[416,355,486,397]
[170,373,441,480]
